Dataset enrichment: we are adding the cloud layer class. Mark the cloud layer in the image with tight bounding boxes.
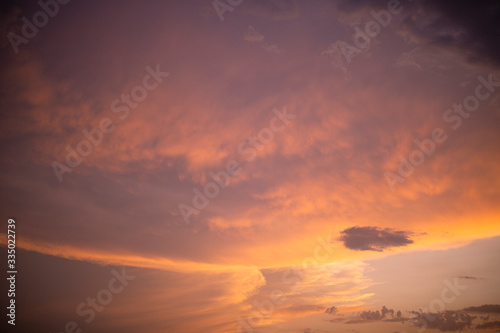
[1,0,500,332]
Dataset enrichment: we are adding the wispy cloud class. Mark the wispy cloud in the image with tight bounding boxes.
[244,26,265,42]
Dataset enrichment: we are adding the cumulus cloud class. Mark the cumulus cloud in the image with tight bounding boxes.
[339,226,414,252]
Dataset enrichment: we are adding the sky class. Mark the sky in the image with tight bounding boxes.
[0,0,500,332]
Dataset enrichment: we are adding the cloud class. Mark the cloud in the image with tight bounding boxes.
[332,0,500,69]
[398,0,500,68]
[244,262,374,323]
[14,249,267,333]
[1,1,500,332]
[242,0,299,21]
[321,41,351,80]
[395,48,423,70]
[335,0,389,13]
[341,304,500,331]
[458,276,483,280]
[325,306,338,315]
[476,321,500,330]
[262,43,282,54]
[244,26,265,42]
[463,305,500,314]
[345,306,407,324]
[244,26,282,53]
[411,311,475,332]
[339,226,414,252]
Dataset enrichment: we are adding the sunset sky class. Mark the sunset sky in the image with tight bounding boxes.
[1,0,500,332]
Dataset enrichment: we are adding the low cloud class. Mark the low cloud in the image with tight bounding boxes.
[463,305,500,314]
[458,276,483,280]
[341,304,500,331]
[345,306,407,324]
[339,226,414,252]
[411,311,475,332]
[325,306,338,315]
[476,321,500,329]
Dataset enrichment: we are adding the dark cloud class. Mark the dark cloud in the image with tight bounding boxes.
[325,306,338,315]
[342,305,500,331]
[400,0,500,67]
[281,304,323,314]
[334,0,500,67]
[463,305,500,314]
[339,226,414,252]
[345,306,407,324]
[475,321,500,330]
[458,276,482,280]
[411,311,475,332]
[345,318,369,324]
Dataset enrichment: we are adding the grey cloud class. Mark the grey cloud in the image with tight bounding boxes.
[325,306,338,315]
[341,305,500,331]
[411,310,475,332]
[339,226,414,252]
[345,306,408,324]
[334,0,500,67]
